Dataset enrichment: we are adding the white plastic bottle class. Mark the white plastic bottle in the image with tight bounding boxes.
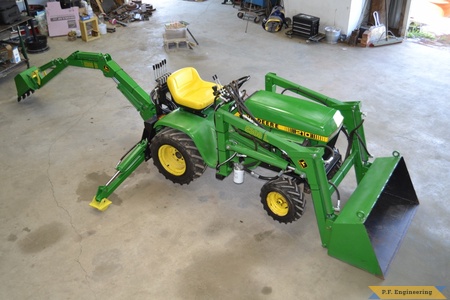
[87,4,94,17]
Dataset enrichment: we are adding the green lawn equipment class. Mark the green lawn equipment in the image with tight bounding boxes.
[15,51,419,278]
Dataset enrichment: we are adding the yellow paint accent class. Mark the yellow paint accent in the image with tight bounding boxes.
[31,70,41,86]
[158,145,186,176]
[89,197,112,211]
[83,61,97,69]
[236,112,329,142]
[299,159,308,169]
[368,286,446,299]
[267,191,289,217]
[255,117,329,142]
[244,125,263,139]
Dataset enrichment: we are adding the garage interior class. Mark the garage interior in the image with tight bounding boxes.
[1,0,449,299]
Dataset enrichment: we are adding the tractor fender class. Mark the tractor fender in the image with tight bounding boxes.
[154,110,217,168]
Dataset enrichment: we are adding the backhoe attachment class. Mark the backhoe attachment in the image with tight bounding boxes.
[15,51,161,212]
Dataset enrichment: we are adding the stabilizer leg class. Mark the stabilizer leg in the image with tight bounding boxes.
[90,139,149,211]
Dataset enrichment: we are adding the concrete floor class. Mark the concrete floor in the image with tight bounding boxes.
[1,1,449,299]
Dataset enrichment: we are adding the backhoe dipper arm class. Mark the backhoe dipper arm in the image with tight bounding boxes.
[15,51,156,121]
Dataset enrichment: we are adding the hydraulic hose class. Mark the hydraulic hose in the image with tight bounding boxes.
[281,87,329,106]
[345,119,372,160]
[243,167,279,180]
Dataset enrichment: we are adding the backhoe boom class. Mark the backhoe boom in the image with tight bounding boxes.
[15,51,156,121]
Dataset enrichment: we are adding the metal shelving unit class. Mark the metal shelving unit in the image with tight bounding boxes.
[0,16,33,78]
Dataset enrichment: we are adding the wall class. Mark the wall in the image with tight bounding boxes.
[16,0,48,10]
[283,0,364,35]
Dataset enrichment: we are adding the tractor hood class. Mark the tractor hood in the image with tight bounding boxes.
[245,90,343,143]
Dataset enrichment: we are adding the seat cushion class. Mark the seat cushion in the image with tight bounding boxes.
[167,67,216,110]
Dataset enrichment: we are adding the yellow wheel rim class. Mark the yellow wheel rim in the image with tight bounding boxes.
[158,145,186,176]
[267,191,289,217]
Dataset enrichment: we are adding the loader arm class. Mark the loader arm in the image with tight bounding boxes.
[15,51,156,121]
[264,72,419,278]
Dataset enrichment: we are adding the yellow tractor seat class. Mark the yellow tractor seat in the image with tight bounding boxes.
[167,67,217,111]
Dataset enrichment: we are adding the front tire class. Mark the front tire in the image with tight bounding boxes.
[150,128,206,184]
[260,177,306,223]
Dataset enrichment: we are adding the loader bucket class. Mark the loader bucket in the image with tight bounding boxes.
[327,155,418,278]
[15,66,39,101]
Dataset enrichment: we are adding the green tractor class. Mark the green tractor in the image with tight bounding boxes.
[15,51,419,278]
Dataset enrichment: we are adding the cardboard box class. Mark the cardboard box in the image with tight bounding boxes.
[10,47,20,64]
[4,44,12,60]
[46,2,79,37]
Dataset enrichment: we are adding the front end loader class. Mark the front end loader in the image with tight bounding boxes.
[15,51,419,278]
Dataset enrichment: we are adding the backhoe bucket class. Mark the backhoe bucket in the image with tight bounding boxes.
[328,156,418,278]
[15,66,39,101]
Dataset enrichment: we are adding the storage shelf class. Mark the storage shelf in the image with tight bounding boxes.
[0,59,28,78]
[79,16,100,42]
[0,16,33,78]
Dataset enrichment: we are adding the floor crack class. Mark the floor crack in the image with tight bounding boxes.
[45,98,104,299]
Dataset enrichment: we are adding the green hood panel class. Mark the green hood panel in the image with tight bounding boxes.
[245,90,343,142]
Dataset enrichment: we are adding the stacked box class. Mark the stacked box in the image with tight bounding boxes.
[10,47,20,63]
[292,13,320,38]
[46,2,79,37]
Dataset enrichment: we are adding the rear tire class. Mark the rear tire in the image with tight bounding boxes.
[150,128,206,185]
[260,177,306,223]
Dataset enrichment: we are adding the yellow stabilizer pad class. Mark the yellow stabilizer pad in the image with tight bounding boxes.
[89,197,112,211]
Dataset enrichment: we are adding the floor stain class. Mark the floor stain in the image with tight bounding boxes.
[7,234,17,242]
[177,238,268,299]
[91,248,123,280]
[198,195,208,203]
[204,220,226,237]
[254,230,274,242]
[17,222,66,254]
[261,286,272,295]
